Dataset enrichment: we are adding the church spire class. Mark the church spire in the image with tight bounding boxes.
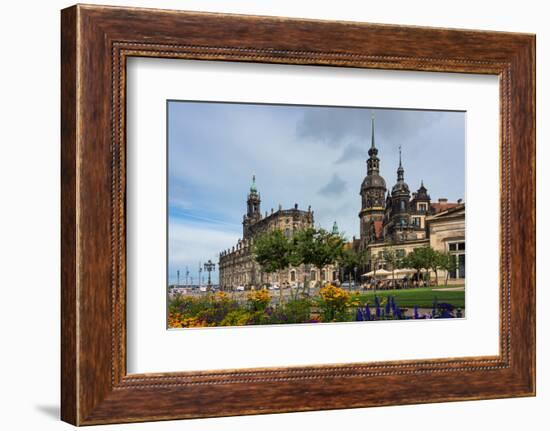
[250,174,257,193]
[397,145,404,181]
[367,112,380,175]
[370,111,375,150]
[368,112,378,157]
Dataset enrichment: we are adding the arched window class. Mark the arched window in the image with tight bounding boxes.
[310,270,316,281]
[290,270,296,282]
[400,200,406,211]
[321,270,326,281]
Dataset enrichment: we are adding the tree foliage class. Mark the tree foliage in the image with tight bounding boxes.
[382,248,400,286]
[292,227,345,273]
[438,252,456,285]
[253,227,345,292]
[253,229,292,274]
[401,246,455,286]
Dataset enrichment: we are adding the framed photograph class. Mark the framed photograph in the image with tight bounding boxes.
[61,4,535,425]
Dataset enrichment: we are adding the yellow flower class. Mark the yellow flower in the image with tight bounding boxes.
[319,284,351,304]
[167,311,207,328]
[247,288,271,303]
[247,288,271,311]
[215,291,229,302]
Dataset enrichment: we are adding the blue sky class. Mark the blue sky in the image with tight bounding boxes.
[168,101,465,285]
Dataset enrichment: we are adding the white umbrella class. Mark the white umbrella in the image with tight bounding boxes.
[394,268,416,275]
[363,268,392,277]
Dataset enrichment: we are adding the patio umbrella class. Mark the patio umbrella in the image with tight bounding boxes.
[394,268,416,275]
[363,268,392,277]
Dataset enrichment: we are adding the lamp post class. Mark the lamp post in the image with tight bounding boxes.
[204,259,216,290]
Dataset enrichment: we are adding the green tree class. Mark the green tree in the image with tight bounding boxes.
[401,247,429,286]
[338,248,360,290]
[402,246,449,286]
[253,229,292,303]
[292,227,345,293]
[438,252,456,286]
[424,248,453,286]
[382,248,399,287]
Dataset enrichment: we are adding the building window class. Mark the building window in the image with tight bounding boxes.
[396,249,405,258]
[449,242,465,252]
[290,270,296,282]
[321,270,326,281]
[448,241,466,279]
[400,201,405,211]
[285,228,291,238]
[418,203,427,212]
[311,270,316,281]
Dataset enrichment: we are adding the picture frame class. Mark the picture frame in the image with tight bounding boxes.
[61,4,535,425]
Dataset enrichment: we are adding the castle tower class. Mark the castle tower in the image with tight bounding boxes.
[390,146,411,231]
[359,113,387,243]
[243,174,261,237]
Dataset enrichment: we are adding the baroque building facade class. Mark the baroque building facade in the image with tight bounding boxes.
[218,176,338,289]
[357,114,465,282]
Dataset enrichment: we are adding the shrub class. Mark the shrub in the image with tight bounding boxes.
[318,284,351,322]
[167,312,208,328]
[247,288,271,312]
[220,309,253,327]
[279,298,312,324]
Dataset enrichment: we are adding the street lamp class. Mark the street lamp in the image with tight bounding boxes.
[204,259,216,289]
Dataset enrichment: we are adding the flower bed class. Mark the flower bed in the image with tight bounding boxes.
[167,284,463,328]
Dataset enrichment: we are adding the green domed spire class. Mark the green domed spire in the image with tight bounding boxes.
[250,174,257,193]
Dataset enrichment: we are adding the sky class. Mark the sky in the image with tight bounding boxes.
[167,101,465,285]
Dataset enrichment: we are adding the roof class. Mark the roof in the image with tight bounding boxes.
[431,202,459,214]
[427,203,465,221]
[361,173,386,190]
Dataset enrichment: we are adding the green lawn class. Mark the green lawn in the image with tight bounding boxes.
[357,286,465,309]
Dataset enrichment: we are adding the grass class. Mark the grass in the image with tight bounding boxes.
[357,286,465,309]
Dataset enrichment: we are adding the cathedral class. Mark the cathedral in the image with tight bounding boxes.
[218,176,338,289]
[218,114,466,289]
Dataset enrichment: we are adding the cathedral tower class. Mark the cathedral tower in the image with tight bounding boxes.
[243,174,261,237]
[359,113,387,243]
